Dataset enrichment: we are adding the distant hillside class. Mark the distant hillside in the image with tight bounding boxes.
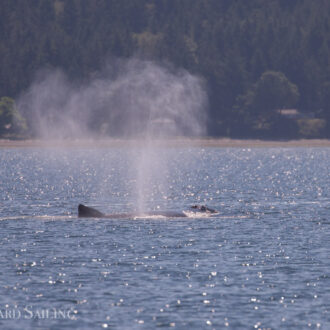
[1,0,329,138]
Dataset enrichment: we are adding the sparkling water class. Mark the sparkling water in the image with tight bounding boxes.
[0,147,329,329]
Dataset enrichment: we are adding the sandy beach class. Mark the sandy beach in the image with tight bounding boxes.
[0,138,330,148]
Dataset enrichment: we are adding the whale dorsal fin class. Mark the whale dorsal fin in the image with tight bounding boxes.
[78,204,105,218]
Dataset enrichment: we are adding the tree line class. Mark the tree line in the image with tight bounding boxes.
[1,0,329,138]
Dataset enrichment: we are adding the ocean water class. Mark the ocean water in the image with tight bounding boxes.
[0,147,329,329]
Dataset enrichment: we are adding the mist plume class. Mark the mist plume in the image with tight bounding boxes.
[18,59,208,139]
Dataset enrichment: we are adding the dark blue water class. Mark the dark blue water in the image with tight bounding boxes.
[0,147,329,329]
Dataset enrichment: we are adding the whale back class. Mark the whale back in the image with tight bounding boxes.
[78,204,217,218]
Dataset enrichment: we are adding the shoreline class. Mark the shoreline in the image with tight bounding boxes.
[1,138,330,148]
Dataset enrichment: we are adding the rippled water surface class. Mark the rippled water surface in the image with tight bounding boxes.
[0,147,329,329]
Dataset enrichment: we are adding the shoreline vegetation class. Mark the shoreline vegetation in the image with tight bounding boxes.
[1,1,330,140]
[1,138,330,148]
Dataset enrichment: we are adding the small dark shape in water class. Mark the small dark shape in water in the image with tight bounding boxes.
[190,204,217,213]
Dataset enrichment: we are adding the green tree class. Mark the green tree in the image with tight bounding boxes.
[0,97,27,136]
[320,81,330,137]
[240,71,299,119]
[234,71,300,137]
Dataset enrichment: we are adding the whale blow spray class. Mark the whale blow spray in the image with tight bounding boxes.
[18,58,208,211]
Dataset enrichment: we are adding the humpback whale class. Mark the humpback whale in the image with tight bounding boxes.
[78,204,217,218]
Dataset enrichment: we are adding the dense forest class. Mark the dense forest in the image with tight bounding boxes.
[1,0,330,138]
